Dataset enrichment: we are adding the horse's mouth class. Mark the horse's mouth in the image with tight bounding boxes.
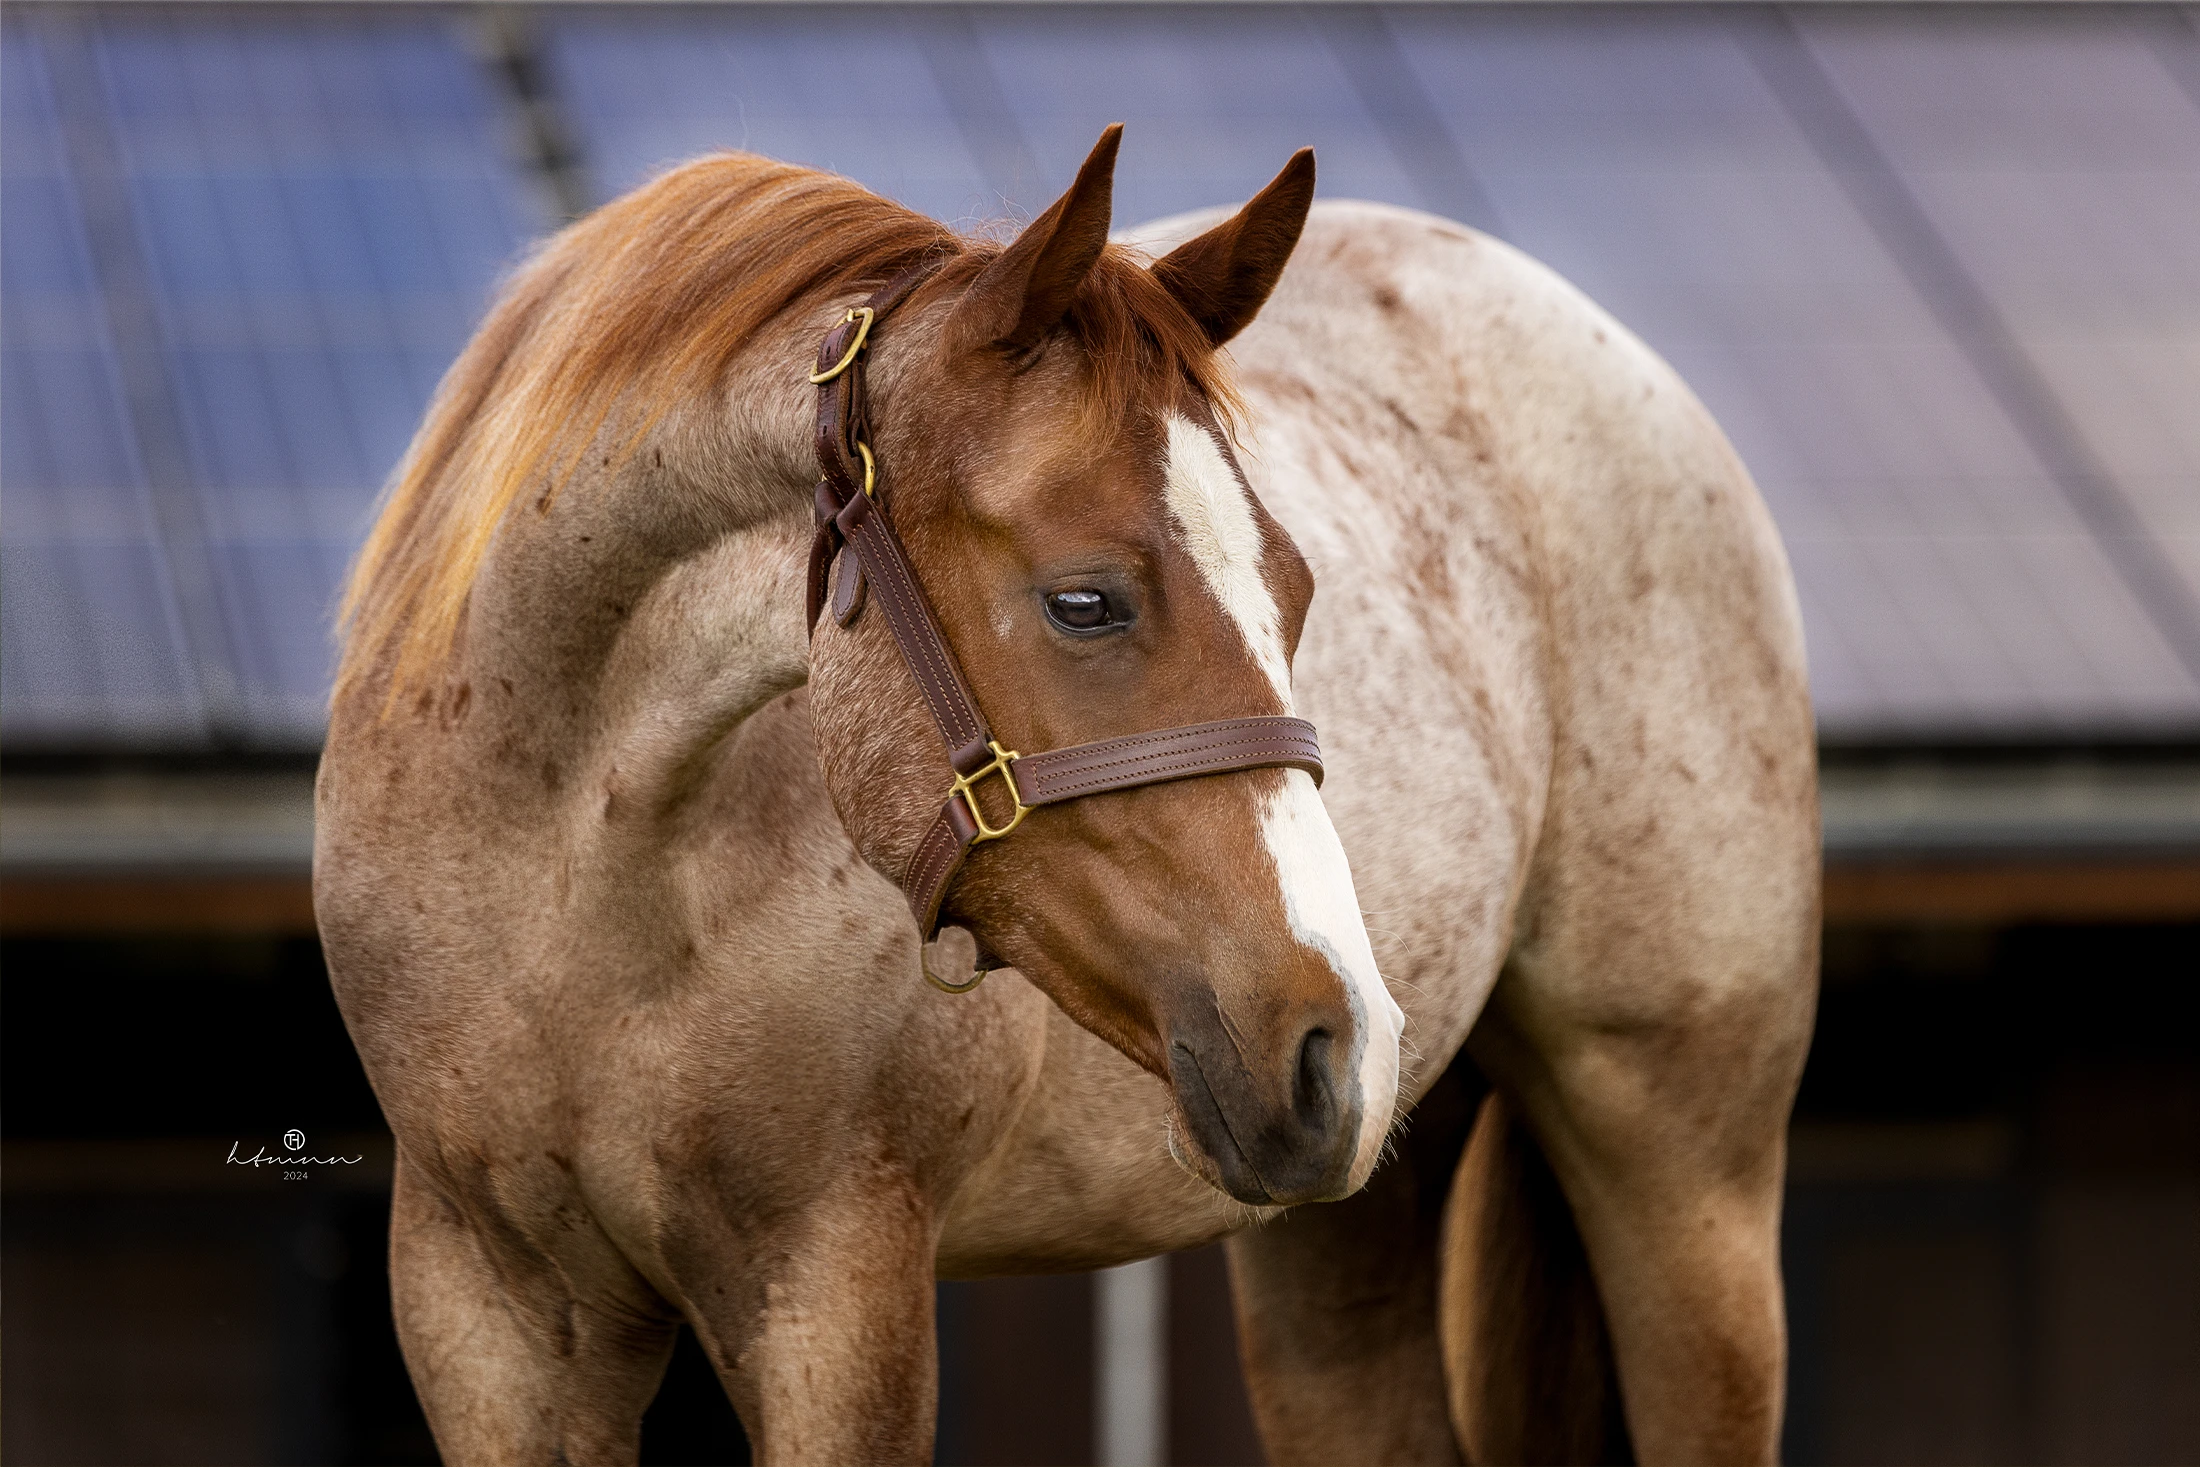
[1167,1042,1278,1204]
[1164,1039,1362,1208]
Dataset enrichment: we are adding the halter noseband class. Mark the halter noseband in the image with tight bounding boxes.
[806,260,1324,982]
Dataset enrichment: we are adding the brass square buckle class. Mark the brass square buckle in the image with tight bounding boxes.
[952,740,1029,843]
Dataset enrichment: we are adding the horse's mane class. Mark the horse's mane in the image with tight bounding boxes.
[337,152,1238,703]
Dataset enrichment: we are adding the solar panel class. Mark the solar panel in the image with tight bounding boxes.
[966,5,1429,227]
[546,6,1005,225]
[1801,6,2200,644]
[1384,4,2200,736]
[2,7,542,749]
[2,14,204,746]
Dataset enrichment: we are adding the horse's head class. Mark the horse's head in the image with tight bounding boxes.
[808,128,1401,1206]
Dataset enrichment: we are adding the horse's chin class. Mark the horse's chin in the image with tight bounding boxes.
[1162,1099,1360,1210]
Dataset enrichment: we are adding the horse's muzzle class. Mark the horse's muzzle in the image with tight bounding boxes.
[1166,1008,1364,1206]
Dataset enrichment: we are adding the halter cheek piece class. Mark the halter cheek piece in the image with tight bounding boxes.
[806,260,1324,988]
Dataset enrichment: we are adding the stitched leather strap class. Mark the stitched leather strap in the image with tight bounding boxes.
[808,268,1326,952]
[1014,716,1321,805]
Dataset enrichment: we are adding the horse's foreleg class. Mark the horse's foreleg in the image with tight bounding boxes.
[1468,978,1807,1467]
[390,1150,678,1466]
[679,1170,940,1467]
[1225,1058,1481,1465]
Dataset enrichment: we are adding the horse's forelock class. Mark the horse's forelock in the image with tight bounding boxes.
[1054,246,1244,446]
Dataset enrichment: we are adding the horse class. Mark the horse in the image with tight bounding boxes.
[316,124,1818,1465]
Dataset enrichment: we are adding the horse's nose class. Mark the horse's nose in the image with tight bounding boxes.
[1168,1007,1363,1206]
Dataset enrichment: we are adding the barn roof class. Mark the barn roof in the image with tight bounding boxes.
[6,2,2198,752]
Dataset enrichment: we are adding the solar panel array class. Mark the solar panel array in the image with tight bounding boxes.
[5,3,2196,750]
[2,6,540,747]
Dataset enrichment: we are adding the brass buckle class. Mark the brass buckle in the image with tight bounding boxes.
[808,306,875,384]
[951,740,1029,843]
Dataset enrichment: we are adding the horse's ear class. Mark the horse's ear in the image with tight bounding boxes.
[948,124,1122,352]
[1151,148,1315,347]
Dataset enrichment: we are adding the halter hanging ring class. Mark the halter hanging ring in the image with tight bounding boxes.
[922,950,989,994]
[808,306,876,384]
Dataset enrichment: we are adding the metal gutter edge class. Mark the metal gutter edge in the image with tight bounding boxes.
[1818,756,2200,860]
[1,769,318,874]
[4,756,2197,876]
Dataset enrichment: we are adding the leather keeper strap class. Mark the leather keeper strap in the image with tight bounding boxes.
[899,716,1324,939]
[809,257,951,631]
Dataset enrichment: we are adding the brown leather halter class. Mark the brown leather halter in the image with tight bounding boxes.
[807,260,1324,986]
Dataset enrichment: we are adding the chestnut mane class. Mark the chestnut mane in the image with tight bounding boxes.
[336,152,1238,701]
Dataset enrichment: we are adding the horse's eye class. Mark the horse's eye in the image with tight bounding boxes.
[1043,588,1118,634]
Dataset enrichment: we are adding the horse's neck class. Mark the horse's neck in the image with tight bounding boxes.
[454,332,823,822]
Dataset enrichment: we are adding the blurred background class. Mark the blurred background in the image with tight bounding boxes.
[3,2,2196,1462]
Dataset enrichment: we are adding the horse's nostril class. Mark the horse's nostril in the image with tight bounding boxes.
[1294,1027,1337,1130]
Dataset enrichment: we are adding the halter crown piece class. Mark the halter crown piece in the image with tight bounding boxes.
[806,260,1325,986]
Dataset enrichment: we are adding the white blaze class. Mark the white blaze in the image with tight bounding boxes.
[1161,414,1404,1183]
[1161,415,1294,705]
